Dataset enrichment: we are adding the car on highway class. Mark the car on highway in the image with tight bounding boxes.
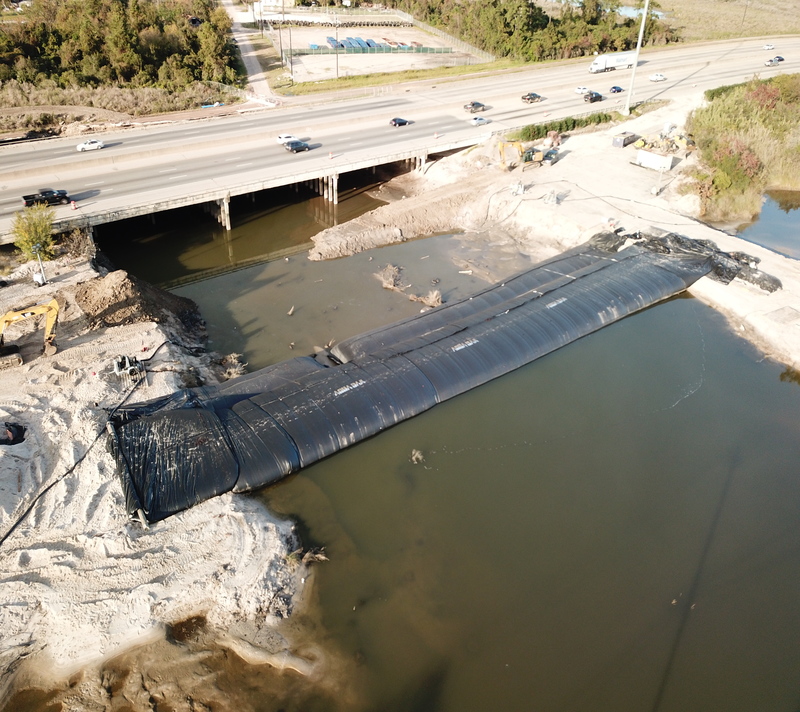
[649,73,667,82]
[774,55,784,62]
[575,86,589,94]
[609,85,623,94]
[463,101,486,113]
[276,134,300,144]
[763,43,775,50]
[470,116,490,127]
[583,91,603,103]
[521,92,542,104]
[389,118,410,127]
[283,140,310,153]
[22,189,70,207]
[76,139,104,152]
[764,58,780,67]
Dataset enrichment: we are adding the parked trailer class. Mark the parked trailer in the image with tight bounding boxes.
[589,51,636,73]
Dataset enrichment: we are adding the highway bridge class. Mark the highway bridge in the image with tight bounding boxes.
[1,36,797,243]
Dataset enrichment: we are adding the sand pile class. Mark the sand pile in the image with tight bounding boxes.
[0,256,305,702]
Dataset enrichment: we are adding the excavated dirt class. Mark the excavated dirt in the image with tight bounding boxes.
[74,270,207,345]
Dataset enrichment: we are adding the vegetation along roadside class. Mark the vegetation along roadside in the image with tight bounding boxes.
[682,74,800,221]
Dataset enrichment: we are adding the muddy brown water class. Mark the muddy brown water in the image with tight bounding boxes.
[83,187,800,711]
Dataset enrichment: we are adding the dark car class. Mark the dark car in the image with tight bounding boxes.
[521,92,542,104]
[390,117,410,127]
[283,140,310,153]
[22,189,70,207]
[774,55,784,61]
[542,149,559,166]
[583,91,603,103]
[463,101,486,113]
[609,85,623,94]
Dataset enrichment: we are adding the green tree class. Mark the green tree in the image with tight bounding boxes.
[12,205,56,262]
[106,0,142,81]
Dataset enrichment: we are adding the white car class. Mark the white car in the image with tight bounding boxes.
[763,43,775,50]
[470,116,490,127]
[76,139,104,152]
[649,73,667,82]
[575,86,589,94]
[276,134,299,144]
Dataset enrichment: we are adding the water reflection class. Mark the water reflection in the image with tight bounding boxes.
[96,169,393,288]
[735,190,800,259]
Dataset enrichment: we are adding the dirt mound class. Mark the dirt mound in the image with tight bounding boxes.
[74,270,206,344]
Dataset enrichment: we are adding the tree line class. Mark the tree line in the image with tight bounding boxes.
[0,0,240,90]
[382,0,679,61]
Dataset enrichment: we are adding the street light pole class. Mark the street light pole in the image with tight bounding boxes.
[288,24,293,84]
[279,0,285,67]
[335,12,339,80]
[623,0,651,116]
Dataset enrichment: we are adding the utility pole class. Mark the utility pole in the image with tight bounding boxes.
[288,23,293,84]
[335,12,339,79]
[623,0,650,116]
[279,0,285,67]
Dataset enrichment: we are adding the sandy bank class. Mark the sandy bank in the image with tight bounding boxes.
[0,256,307,702]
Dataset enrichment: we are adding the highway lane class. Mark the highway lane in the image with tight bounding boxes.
[1,36,797,231]
[2,36,795,173]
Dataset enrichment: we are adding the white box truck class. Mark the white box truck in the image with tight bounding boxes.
[589,51,636,73]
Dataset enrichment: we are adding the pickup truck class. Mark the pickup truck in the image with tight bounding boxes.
[22,189,70,207]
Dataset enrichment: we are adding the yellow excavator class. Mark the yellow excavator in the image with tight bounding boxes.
[0,298,59,370]
[499,141,525,167]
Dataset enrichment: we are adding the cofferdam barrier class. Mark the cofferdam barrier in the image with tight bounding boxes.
[107,231,779,524]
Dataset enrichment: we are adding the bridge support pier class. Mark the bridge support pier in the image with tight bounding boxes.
[211,194,231,231]
[313,175,338,205]
[328,174,338,205]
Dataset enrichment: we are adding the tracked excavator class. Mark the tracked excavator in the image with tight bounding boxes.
[0,298,59,370]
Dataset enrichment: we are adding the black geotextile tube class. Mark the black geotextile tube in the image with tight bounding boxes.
[107,231,763,524]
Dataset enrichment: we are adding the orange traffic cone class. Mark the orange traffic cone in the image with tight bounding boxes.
[329,152,333,159]
[71,201,77,210]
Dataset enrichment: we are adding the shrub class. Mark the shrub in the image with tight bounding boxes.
[12,205,56,261]
[516,112,612,141]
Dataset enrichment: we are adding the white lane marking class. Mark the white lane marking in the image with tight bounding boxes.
[159,168,177,173]
[168,175,188,180]
[86,181,105,186]
[236,162,253,167]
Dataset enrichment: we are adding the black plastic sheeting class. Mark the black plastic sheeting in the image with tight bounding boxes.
[107,231,776,524]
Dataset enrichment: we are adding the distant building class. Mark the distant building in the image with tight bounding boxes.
[258,0,297,8]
